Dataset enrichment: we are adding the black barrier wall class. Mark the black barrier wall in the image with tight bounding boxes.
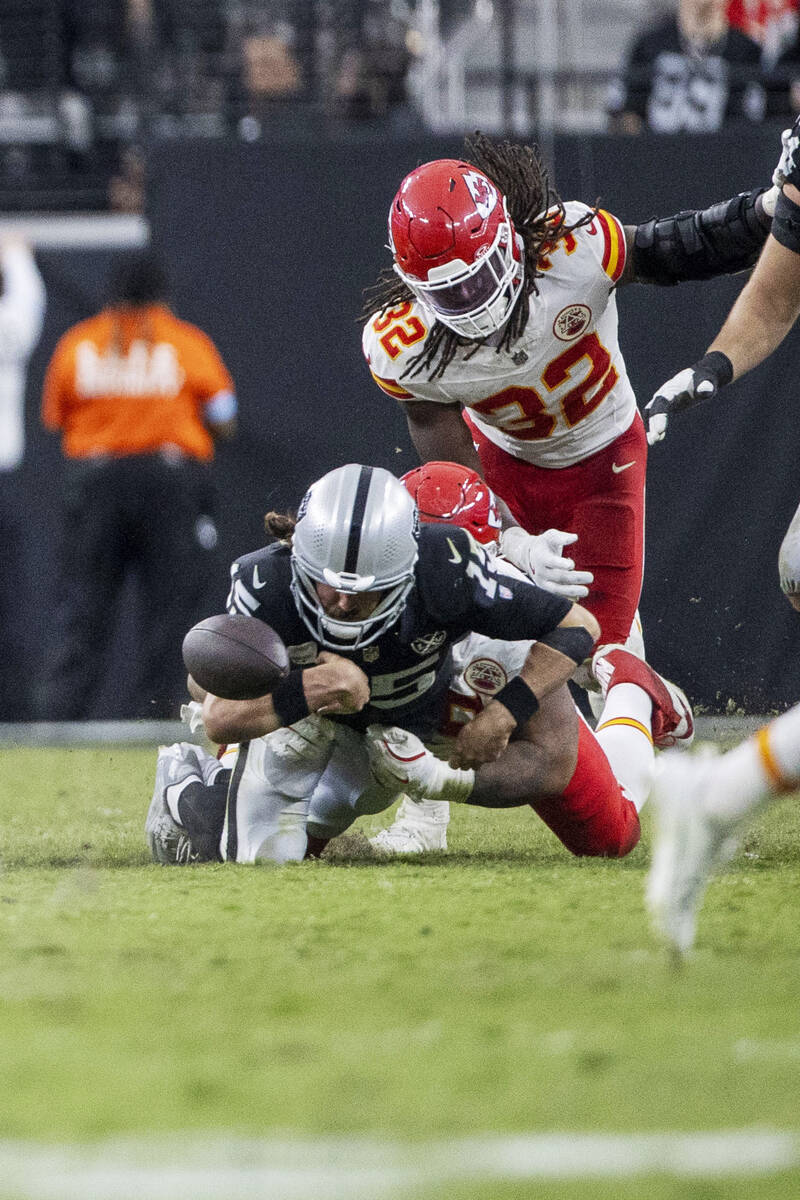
[8,122,800,717]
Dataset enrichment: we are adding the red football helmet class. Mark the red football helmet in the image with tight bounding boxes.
[389,159,524,339]
[401,461,502,548]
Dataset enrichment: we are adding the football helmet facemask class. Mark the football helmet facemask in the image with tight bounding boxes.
[401,461,501,551]
[291,464,420,649]
[389,159,524,339]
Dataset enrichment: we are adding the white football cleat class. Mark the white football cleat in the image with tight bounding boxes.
[365,725,475,804]
[646,747,740,956]
[592,644,694,750]
[146,743,205,864]
[370,796,450,853]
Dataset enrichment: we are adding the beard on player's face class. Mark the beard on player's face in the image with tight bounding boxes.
[315,582,386,623]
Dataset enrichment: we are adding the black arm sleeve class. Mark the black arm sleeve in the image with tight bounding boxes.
[632,187,771,286]
[771,188,800,255]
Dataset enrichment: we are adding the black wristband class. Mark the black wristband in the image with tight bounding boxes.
[773,188,800,255]
[695,350,733,392]
[538,625,596,666]
[272,670,310,726]
[494,676,539,728]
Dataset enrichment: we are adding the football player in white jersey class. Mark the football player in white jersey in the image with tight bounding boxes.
[362,132,778,679]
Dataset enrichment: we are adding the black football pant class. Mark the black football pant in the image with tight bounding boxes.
[45,452,221,720]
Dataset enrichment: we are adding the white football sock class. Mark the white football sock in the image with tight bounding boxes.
[704,704,800,824]
[594,682,655,813]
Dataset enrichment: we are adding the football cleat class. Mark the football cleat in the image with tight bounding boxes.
[370,796,450,854]
[365,725,475,804]
[591,645,694,750]
[145,743,205,865]
[646,747,740,956]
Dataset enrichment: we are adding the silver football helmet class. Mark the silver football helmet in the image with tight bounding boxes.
[291,464,420,649]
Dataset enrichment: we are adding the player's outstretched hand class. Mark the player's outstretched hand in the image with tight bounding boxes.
[645,351,733,445]
[499,526,594,598]
[773,117,800,189]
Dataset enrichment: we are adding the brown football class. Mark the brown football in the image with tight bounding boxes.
[182,614,290,700]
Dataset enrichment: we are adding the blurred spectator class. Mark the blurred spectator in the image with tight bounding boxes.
[108,143,146,212]
[40,251,237,720]
[332,8,423,133]
[242,26,300,98]
[727,0,799,65]
[763,9,800,111]
[608,0,766,133]
[226,16,303,138]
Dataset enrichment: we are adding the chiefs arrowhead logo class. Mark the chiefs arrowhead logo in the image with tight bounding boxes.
[553,303,591,342]
[463,657,508,695]
[463,170,498,220]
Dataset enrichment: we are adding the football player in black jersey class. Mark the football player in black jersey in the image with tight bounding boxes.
[210,463,596,759]
[147,463,693,865]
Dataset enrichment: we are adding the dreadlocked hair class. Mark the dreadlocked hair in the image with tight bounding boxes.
[361,131,597,380]
[264,510,296,544]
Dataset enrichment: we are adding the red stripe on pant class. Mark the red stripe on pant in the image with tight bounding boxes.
[529,716,641,857]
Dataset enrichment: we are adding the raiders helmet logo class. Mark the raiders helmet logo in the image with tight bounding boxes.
[463,657,508,695]
[553,304,591,342]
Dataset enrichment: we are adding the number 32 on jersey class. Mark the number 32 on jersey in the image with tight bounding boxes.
[471,331,619,440]
[371,302,426,360]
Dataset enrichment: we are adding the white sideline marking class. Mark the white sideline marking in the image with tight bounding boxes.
[0,1130,797,1199]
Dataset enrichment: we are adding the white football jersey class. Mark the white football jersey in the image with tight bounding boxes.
[363,202,637,469]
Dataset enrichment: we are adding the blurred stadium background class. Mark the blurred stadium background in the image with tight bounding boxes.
[0,0,798,725]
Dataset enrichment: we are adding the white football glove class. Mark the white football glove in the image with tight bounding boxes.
[773,119,800,189]
[499,526,593,599]
[180,700,206,734]
[645,352,733,445]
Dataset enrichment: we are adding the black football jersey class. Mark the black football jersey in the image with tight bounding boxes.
[226,524,570,737]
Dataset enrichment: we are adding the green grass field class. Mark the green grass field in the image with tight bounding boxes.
[1,743,799,1199]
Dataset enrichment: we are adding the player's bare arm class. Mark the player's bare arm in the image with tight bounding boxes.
[401,398,494,492]
[201,654,369,744]
[646,122,800,445]
[467,683,580,804]
[707,189,800,377]
[451,602,599,768]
